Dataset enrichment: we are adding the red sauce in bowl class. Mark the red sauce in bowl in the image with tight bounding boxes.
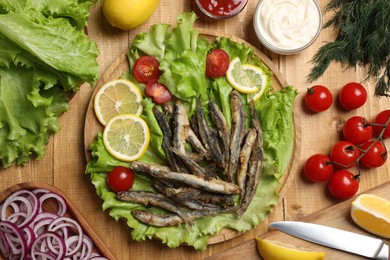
[196,0,247,18]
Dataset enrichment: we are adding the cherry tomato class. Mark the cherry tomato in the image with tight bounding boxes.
[133,56,161,83]
[374,110,390,138]
[303,154,334,182]
[327,170,359,200]
[205,49,230,78]
[338,82,367,110]
[330,141,361,168]
[106,166,135,192]
[342,116,373,145]
[304,85,333,112]
[145,79,172,104]
[360,141,388,168]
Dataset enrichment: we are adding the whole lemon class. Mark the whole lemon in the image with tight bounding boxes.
[102,0,160,30]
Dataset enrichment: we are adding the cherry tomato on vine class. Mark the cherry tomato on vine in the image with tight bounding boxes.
[360,141,388,168]
[330,141,361,169]
[304,85,333,112]
[374,110,390,138]
[145,79,172,104]
[327,170,359,200]
[338,82,367,110]
[342,116,373,145]
[205,48,230,78]
[106,166,135,192]
[304,154,334,182]
[133,56,161,83]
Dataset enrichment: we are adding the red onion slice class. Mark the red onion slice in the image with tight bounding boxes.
[38,192,67,217]
[30,231,66,260]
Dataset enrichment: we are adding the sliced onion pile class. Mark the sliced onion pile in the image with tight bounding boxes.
[0,189,108,260]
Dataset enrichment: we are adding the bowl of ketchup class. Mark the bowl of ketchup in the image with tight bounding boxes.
[195,0,248,19]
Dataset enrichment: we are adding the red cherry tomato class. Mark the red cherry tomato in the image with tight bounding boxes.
[330,141,361,169]
[327,170,359,200]
[304,85,333,112]
[338,82,367,110]
[360,141,388,168]
[374,110,390,138]
[205,49,230,78]
[133,56,161,83]
[145,79,173,104]
[304,154,334,182]
[342,116,373,145]
[106,166,135,192]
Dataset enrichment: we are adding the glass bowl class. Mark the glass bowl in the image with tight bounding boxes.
[195,0,248,19]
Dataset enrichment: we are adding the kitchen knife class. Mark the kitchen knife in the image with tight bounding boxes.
[270,221,389,260]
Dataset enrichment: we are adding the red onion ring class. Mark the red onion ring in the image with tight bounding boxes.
[0,189,108,259]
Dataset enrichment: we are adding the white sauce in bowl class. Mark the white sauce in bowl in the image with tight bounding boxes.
[254,0,322,54]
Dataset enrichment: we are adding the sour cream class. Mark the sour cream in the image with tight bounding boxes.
[254,0,322,54]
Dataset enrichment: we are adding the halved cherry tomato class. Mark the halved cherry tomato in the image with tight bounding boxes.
[338,82,367,110]
[106,166,135,192]
[342,116,373,145]
[360,141,388,168]
[145,79,172,104]
[304,154,334,182]
[133,56,161,83]
[206,49,229,78]
[374,110,390,138]
[330,141,361,168]
[327,170,359,200]
[304,85,333,112]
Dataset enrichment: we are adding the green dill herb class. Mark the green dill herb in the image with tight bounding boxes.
[308,0,390,97]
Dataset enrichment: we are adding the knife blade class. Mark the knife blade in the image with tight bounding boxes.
[269,221,389,260]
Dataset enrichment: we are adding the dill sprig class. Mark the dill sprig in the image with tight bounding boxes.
[308,0,390,97]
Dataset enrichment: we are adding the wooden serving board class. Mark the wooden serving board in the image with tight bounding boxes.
[83,31,302,245]
[207,181,390,259]
[0,182,115,260]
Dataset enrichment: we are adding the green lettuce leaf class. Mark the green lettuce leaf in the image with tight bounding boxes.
[86,12,297,250]
[0,0,98,167]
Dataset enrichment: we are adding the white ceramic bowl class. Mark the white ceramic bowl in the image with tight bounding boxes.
[253,0,323,55]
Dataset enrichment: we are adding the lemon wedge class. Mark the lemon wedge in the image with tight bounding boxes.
[226,57,268,99]
[94,79,143,126]
[256,237,325,260]
[103,114,150,162]
[351,194,390,239]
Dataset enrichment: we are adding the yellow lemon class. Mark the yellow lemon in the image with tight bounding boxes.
[256,237,325,260]
[94,79,143,126]
[351,194,390,239]
[102,0,160,30]
[103,114,150,162]
[226,57,268,99]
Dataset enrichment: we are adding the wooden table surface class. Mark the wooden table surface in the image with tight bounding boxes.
[1,1,389,259]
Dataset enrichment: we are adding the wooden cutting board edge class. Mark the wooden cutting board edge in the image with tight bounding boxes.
[207,181,390,259]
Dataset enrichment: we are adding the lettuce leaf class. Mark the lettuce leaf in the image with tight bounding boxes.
[86,12,297,250]
[0,0,98,167]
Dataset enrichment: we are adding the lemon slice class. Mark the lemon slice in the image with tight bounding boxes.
[103,114,150,162]
[226,57,268,99]
[351,194,390,238]
[256,238,325,260]
[94,79,143,126]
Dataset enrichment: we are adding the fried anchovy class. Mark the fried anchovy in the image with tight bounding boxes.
[172,101,190,155]
[131,161,241,195]
[227,90,246,183]
[237,128,257,199]
[130,161,171,174]
[152,179,201,201]
[190,114,200,138]
[196,99,224,167]
[117,191,191,225]
[238,102,264,216]
[153,107,183,172]
[131,207,236,227]
[170,148,206,177]
[186,128,208,159]
[209,100,230,166]
[194,192,235,208]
